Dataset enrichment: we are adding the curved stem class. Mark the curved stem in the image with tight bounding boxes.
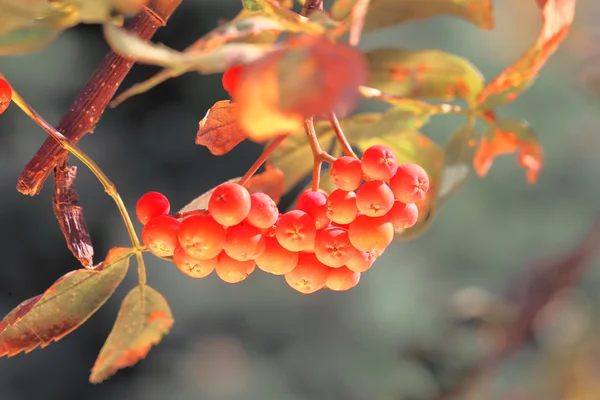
[329,112,358,159]
[11,90,146,285]
[239,135,286,187]
[303,118,336,190]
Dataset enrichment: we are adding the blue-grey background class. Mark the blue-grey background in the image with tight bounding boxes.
[1,1,599,399]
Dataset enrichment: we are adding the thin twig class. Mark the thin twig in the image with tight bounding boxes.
[304,118,336,190]
[329,112,358,158]
[239,135,286,187]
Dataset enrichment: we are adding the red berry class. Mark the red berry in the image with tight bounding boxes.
[386,201,419,230]
[297,190,330,230]
[141,215,180,257]
[330,156,363,191]
[215,252,255,284]
[355,180,394,217]
[173,245,216,278]
[246,192,279,229]
[275,210,317,252]
[389,164,430,203]
[222,64,245,99]
[209,182,251,226]
[224,224,266,261]
[348,214,394,252]
[361,145,398,180]
[325,266,360,291]
[0,78,12,114]
[346,249,378,272]
[314,227,353,268]
[255,237,299,275]
[136,191,170,225]
[284,253,330,294]
[326,189,358,224]
[178,214,225,260]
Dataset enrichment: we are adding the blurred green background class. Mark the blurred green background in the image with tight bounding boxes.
[1,1,600,399]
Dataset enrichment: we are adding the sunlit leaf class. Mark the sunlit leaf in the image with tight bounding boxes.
[89,285,173,383]
[473,118,543,184]
[331,0,494,32]
[354,131,444,239]
[0,25,63,55]
[476,0,576,109]
[242,0,295,12]
[366,48,485,105]
[359,86,463,115]
[438,124,479,200]
[0,247,133,356]
[196,100,247,156]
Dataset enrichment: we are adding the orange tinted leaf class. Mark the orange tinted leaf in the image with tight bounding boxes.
[366,48,485,105]
[245,164,285,204]
[477,0,576,109]
[473,119,543,184]
[236,37,368,141]
[196,101,247,156]
[89,285,173,383]
[331,0,494,32]
[0,247,133,356]
[438,124,479,200]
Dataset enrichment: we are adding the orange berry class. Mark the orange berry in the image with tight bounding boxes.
[355,180,394,217]
[178,214,225,260]
[325,266,360,291]
[172,245,216,278]
[224,224,266,261]
[0,78,12,114]
[208,182,251,227]
[215,252,255,283]
[297,190,330,230]
[389,163,430,203]
[326,189,358,224]
[361,145,398,180]
[255,237,299,275]
[386,201,419,230]
[275,210,317,252]
[330,156,363,191]
[141,215,180,257]
[222,64,245,99]
[136,191,170,225]
[284,253,330,294]
[314,227,353,268]
[348,214,394,252]
[246,192,279,229]
[346,248,378,272]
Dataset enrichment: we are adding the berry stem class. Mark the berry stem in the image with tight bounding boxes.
[239,135,286,187]
[329,112,358,159]
[304,117,336,190]
[10,89,147,285]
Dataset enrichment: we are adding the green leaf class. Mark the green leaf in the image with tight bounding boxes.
[89,285,173,383]
[366,48,485,105]
[476,0,575,109]
[331,0,494,31]
[438,124,479,201]
[353,131,443,240]
[0,25,62,55]
[0,247,133,356]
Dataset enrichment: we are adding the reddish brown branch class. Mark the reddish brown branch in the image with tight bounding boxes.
[17,0,182,196]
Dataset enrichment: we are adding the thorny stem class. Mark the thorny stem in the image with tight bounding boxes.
[239,135,287,187]
[11,90,147,285]
[328,112,358,159]
[304,118,336,191]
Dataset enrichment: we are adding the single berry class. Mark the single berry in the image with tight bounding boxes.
[222,64,245,99]
[389,163,430,203]
[284,253,331,294]
[136,191,170,225]
[224,224,266,261]
[361,145,398,180]
[330,156,363,191]
[255,237,299,275]
[326,189,358,224]
[348,214,394,252]
[215,252,255,284]
[246,192,279,229]
[173,245,216,278]
[275,210,317,252]
[325,266,361,291]
[355,180,395,217]
[386,201,419,230]
[141,215,180,257]
[346,248,378,273]
[209,182,251,226]
[314,227,353,268]
[178,214,226,260]
[0,78,12,114]
[297,190,330,230]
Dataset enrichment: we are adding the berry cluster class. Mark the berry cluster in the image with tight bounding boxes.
[137,144,429,294]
